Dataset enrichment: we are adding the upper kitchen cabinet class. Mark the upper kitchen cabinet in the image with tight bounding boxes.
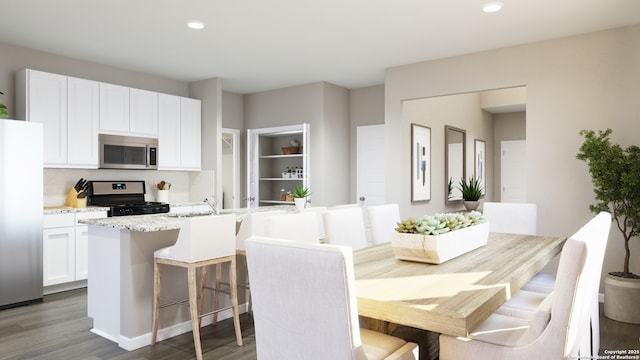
[247,123,309,207]
[99,84,158,137]
[157,94,201,171]
[67,77,99,167]
[16,69,99,168]
[129,88,158,136]
[98,82,129,134]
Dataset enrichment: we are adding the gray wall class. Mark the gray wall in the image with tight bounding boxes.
[243,82,350,206]
[384,25,640,290]
[493,111,526,200]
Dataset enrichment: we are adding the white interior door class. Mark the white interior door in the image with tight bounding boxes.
[357,125,386,244]
[357,124,386,206]
[501,140,527,202]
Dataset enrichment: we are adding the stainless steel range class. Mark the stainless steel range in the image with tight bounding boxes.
[87,180,170,217]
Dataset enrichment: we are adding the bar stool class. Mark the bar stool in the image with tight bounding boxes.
[151,214,243,360]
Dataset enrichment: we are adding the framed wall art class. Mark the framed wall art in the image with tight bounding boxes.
[411,123,431,201]
[474,139,486,196]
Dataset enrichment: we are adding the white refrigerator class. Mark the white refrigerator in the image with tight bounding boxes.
[0,119,43,308]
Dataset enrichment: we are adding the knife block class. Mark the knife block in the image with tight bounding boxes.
[66,188,87,208]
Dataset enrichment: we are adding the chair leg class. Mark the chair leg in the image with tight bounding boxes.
[151,259,161,345]
[198,266,207,328]
[188,266,203,360]
[229,257,243,346]
[213,263,222,325]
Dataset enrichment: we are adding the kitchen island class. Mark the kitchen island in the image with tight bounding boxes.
[80,206,293,351]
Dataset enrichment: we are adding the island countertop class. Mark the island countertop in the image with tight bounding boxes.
[78,205,296,232]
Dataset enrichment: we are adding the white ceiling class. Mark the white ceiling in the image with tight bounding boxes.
[1,0,639,94]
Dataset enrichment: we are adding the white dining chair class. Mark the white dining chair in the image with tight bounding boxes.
[151,214,243,360]
[482,202,537,235]
[245,236,418,360]
[439,234,591,359]
[367,204,401,244]
[232,209,285,314]
[495,211,611,357]
[298,206,327,241]
[324,207,369,250]
[264,212,320,243]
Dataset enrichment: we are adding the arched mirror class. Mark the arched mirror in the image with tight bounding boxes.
[445,125,466,203]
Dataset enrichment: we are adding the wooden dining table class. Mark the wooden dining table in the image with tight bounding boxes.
[353,232,566,337]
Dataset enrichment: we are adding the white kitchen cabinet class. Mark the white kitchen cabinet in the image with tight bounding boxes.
[67,76,100,167]
[43,210,107,291]
[43,213,75,286]
[180,97,202,170]
[247,123,309,207]
[130,88,158,137]
[158,94,202,171]
[99,82,130,134]
[16,70,99,168]
[16,69,68,166]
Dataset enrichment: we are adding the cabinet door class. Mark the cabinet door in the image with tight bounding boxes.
[180,97,202,170]
[158,93,182,169]
[67,77,100,168]
[130,88,158,137]
[26,70,67,166]
[43,227,75,286]
[75,225,89,280]
[99,82,130,134]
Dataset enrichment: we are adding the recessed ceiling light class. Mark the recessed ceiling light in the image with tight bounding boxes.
[482,2,503,13]
[187,20,205,30]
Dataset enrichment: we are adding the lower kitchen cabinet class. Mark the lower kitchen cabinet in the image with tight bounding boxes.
[43,210,107,292]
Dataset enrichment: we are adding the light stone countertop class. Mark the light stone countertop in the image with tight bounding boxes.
[44,206,110,215]
[78,205,296,232]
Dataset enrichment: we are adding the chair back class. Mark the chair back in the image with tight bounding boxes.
[324,207,368,250]
[566,212,611,357]
[367,204,401,244]
[162,214,236,262]
[482,202,537,235]
[299,206,328,240]
[264,212,320,243]
[236,210,286,251]
[245,237,365,360]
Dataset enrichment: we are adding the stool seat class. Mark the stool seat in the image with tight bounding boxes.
[151,214,243,360]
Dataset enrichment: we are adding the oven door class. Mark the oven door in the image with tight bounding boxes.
[99,134,158,170]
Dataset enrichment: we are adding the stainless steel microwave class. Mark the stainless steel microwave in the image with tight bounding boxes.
[99,134,158,170]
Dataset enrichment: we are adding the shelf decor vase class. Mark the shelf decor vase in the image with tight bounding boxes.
[391,221,489,264]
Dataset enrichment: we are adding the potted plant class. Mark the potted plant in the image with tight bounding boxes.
[290,184,310,210]
[458,176,483,211]
[393,211,488,264]
[0,91,8,118]
[577,128,640,324]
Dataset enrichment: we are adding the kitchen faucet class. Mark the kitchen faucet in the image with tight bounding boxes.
[204,198,218,215]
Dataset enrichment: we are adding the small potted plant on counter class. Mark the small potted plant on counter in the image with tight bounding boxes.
[459,176,483,211]
[291,184,310,210]
[577,128,640,324]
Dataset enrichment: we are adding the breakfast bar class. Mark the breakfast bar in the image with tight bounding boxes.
[80,207,292,351]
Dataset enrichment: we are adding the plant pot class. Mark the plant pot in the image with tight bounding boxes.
[604,273,640,324]
[463,200,479,211]
[391,222,489,264]
[294,197,306,211]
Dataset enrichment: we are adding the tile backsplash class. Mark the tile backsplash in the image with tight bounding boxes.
[44,168,190,206]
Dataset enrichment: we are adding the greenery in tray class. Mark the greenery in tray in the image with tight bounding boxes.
[290,184,311,198]
[458,176,483,201]
[395,211,486,235]
[577,128,640,278]
[0,91,8,118]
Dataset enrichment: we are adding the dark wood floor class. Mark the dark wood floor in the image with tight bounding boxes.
[0,288,637,360]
